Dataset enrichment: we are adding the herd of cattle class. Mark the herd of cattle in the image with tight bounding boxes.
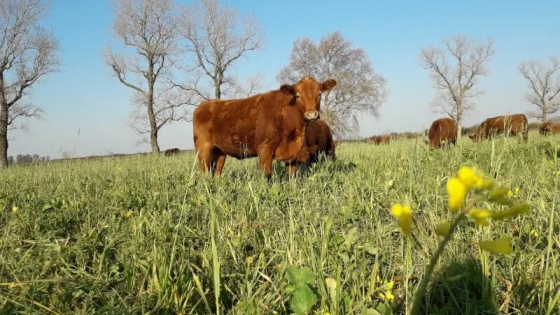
[161,76,560,180]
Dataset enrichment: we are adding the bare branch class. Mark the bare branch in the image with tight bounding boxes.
[519,56,560,123]
[276,31,388,139]
[419,34,495,137]
[0,0,60,167]
[178,0,265,100]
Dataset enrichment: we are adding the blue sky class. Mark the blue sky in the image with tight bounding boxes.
[9,0,560,159]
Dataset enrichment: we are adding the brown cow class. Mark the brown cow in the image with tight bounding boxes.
[469,114,529,142]
[303,119,336,165]
[368,135,391,145]
[192,76,337,180]
[539,122,560,136]
[425,118,458,149]
[164,148,180,156]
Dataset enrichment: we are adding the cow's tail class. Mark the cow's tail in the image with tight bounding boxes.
[329,137,336,161]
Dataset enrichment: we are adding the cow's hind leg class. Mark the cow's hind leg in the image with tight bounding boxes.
[212,148,227,176]
[196,145,213,174]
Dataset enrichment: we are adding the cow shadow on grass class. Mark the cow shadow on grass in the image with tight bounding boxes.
[393,256,501,315]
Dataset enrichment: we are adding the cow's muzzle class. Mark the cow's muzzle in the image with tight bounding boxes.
[304,110,320,122]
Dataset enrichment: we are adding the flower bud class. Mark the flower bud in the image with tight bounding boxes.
[435,220,451,237]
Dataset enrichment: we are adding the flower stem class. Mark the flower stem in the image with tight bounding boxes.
[409,211,467,315]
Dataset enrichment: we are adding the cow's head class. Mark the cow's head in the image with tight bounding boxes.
[468,133,480,142]
[280,76,337,122]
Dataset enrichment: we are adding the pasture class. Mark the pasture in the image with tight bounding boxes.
[1,132,560,315]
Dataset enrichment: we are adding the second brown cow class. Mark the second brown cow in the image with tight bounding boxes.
[425,118,458,149]
[469,114,529,142]
[303,119,336,165]
[368,135,391,145]
[539,122,560,136]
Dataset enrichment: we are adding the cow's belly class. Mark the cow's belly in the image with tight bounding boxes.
[215,133,258,159]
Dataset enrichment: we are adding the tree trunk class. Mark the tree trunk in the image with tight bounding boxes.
[214,72,223,99]
[456,102,463,139]
[214,84,221,99]
[147,97,160,153]
[0,101,8,168]
[542,102,548,123]
[0,74,8,168]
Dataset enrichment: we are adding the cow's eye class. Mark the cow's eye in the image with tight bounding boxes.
[295,94,300,99]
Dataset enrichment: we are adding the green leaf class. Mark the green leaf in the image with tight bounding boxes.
[490,203,530,220]
[329,234,345,247]
[478,237,513,255]
[362,308,381,315]
[289,285,320,315]
[285,266,316,286]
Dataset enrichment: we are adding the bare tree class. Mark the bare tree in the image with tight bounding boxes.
[419,34,495,138]
[518,57,560,123]
[228,72,267,98]
[276,31,388,138]
[104,0,187,153]
[176,0,265,101]
[0,0,60,168]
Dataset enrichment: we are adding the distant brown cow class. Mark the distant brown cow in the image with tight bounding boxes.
[192,76,337,180]
[539,122,560,136]
[469,114,529,142]
[425,118,458,149]
[304,119,336,165]
[368,135,391,145]
[164,148,180,156]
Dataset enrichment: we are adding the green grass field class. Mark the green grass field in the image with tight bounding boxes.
[1,132,560,315]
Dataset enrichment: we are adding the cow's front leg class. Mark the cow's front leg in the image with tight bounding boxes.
[285,161,298,179]
[258,145,273,181]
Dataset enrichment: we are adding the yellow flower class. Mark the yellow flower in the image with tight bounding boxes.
[446,177,467,211]
[507,187,520,197]
[245,256,254,264]
[385,281,394,290]
[379,291,395,301]
[435,220,451,236]
[478,237,513,255]
[12,206,18,213]
[457,166,484,188]
[468,208,491,227]
[530,230,538,237]
[391,203,412,236]
[122,210,133,218]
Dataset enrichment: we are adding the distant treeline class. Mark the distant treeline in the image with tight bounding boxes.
[8,120,550,165]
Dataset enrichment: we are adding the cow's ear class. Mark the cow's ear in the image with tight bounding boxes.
[280,84,295,95]
[320,79,337,92]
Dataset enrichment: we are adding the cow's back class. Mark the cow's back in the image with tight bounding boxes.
[193,93,273,158]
